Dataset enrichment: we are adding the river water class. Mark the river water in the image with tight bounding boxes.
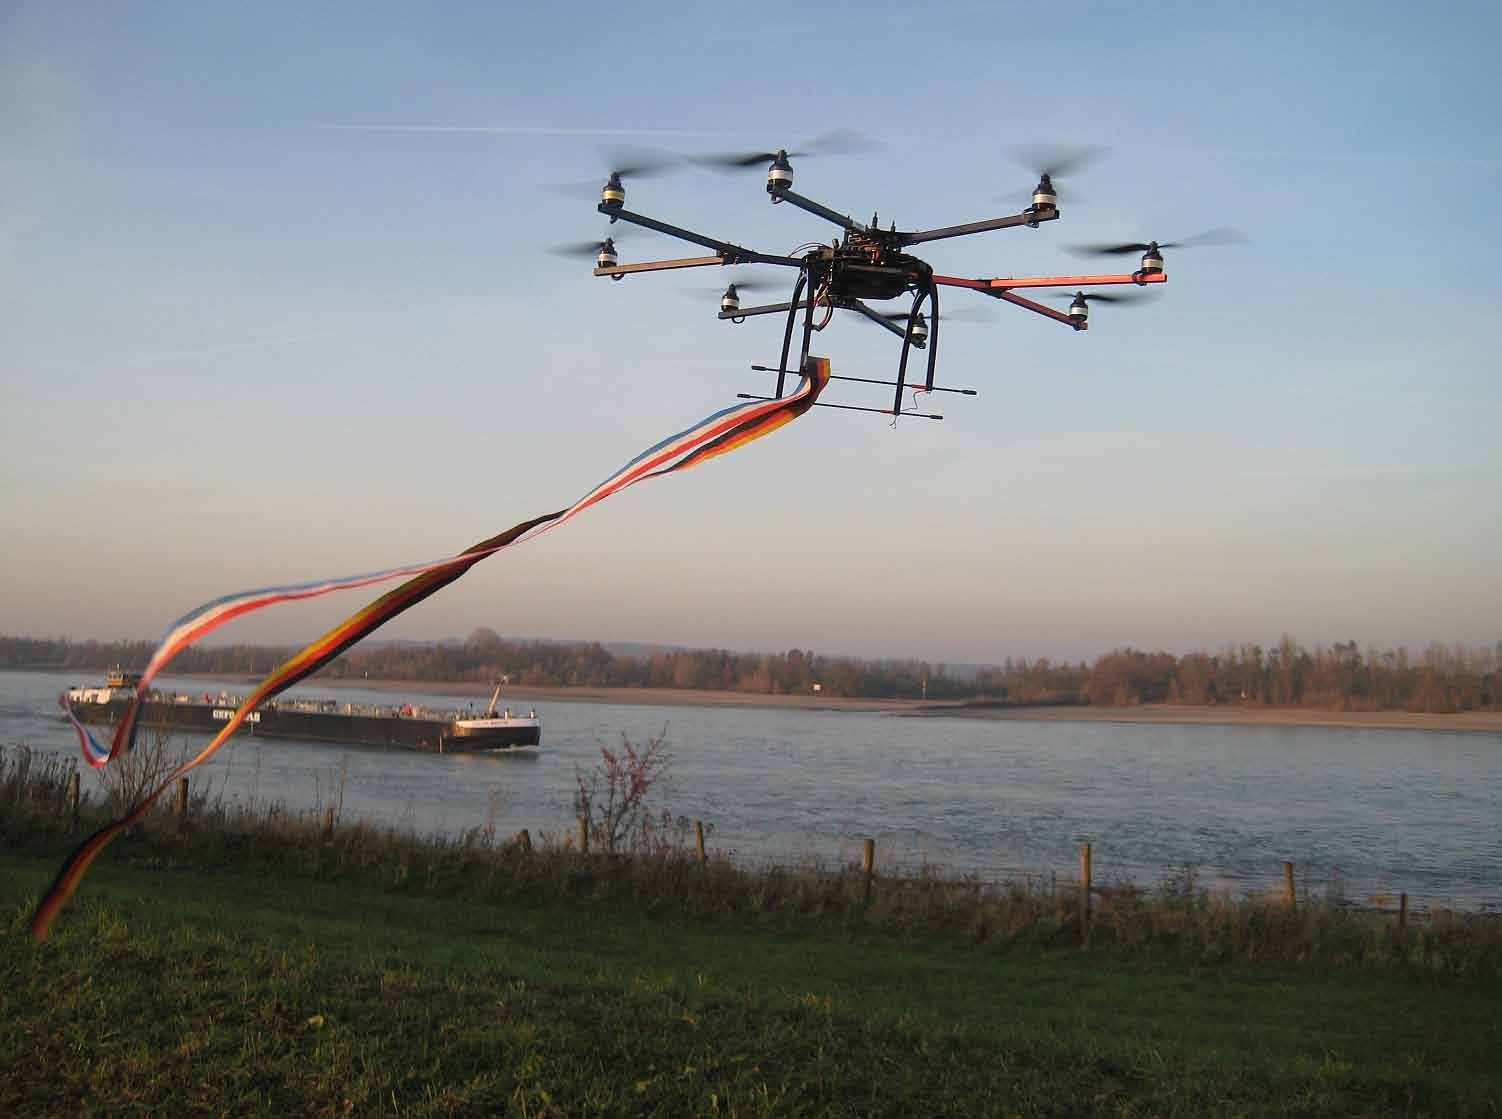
[3,670,1498,911]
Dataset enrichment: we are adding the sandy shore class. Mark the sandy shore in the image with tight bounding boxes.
[297,677,1502,733]
[910,702,1502,735]
[309,677,924,713]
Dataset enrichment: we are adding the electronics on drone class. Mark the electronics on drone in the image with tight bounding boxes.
[560,144,1236,420]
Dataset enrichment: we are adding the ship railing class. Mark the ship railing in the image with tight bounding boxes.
[118,692,516,722]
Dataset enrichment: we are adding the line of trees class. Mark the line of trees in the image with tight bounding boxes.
[3,631,1499,713]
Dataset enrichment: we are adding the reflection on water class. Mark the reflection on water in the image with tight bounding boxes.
[4,670,1499,910]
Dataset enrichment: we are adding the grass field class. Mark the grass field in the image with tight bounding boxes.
[4,839,1501,1117]
[3,741,1500,1117]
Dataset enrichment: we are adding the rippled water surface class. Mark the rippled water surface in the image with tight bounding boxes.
[4,670,1498,909]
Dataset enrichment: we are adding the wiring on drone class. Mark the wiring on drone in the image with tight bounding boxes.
[812,279,834,330]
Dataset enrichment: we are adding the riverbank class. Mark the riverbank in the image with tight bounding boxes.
[18,666,1502,731]
[310,677,1502,732]
[915,701,1502,734]
[6,739,1501,1116]
[304,675,928,713]
[4,839,1500,1117]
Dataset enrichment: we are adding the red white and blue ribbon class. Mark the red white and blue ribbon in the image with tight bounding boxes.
[59,695,113,768]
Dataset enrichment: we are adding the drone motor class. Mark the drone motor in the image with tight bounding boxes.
[595,238,623,281]
[600,172,626,210]
[766,151,793,196]
[1030,174,1058,213]
[908,312,929,346]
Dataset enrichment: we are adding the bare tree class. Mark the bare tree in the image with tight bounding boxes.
[573,732,671,854]
[97,724,189,815]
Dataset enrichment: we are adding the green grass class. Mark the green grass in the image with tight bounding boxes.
[3,847,1500,1118]
[4,742,1501,1116]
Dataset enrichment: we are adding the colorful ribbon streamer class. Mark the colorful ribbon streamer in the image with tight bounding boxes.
[32,358,829,941]
[58,692,114,768]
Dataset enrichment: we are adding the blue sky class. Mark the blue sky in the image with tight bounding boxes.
[3,0,1498,665]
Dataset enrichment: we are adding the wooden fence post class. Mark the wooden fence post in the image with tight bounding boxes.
[577,815,590,854]
[174,777,190,820]
[1398,892,1408,933]
[694,820,706,864]
[1283,861,1297,910]
[66,771,80,825]
[861,838,876,906]
[518,828,532,854]
[1080,843,1093,922]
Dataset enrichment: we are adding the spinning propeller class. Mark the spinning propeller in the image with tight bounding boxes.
[688,276,783,295]
[549,147,678,205]
[846,304,992,347]
[1066,228,1243,276]
[688,129,877,171]
[1051,288,1160,323]
[1052,290,1158,305]
[549,228,641,277]
[1006,144,1103,209]
[549,236,622,258]
[855,308,931,346]
[1068,227,1245,256]
[597,147,679,181]
[691,147,809,171]
[865,305,992,323]
[700,278,785,315]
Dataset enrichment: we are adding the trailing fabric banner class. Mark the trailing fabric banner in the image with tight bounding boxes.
[32,358,829,941]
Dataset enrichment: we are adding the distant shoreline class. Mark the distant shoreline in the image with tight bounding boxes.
[907,700,1502,734]
[311,677,1502,733]
[311,677,924,714]
[14,666,1501,733]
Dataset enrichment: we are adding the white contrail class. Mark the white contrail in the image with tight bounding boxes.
[1154,144,1499,166]
[317,126,1496,165]
[315,123,727,138]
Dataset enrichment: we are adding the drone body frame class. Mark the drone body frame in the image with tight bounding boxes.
[585,153,1167,420]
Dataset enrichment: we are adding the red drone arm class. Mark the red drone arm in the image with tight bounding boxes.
[933,271,1168,291]
[932,271,1166,330]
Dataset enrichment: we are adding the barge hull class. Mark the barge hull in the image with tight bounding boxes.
[68,698,539,753]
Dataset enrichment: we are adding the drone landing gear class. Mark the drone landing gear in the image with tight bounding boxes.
[890,282,939,415]
[771,267,814,398]
[750,365,974,398]
[736,393,945,422]
[763,264,943,420]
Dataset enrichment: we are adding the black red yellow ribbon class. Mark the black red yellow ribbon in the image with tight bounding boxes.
[32,358,829,940]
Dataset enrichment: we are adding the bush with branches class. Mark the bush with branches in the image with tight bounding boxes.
[573,732,673,854]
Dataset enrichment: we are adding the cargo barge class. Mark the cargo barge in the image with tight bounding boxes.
[64,671,540,754]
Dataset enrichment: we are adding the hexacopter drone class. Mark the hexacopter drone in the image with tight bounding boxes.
[563,144,1232,420]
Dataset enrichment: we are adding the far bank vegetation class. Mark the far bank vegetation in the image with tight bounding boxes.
[3,632,1500,713]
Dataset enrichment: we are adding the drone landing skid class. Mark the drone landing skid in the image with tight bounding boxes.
[750,365,975,397]
[736,393,943,422]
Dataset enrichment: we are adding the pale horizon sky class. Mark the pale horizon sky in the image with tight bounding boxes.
[3,1,1499,667]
